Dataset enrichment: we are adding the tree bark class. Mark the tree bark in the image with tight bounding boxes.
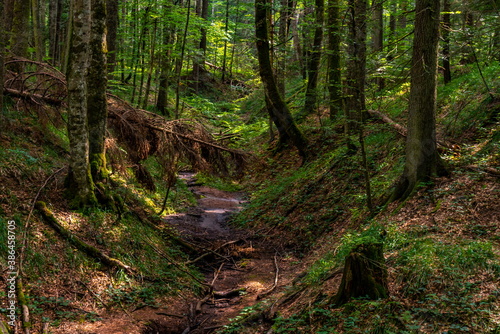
[10,0,30,62]
[66,0,96,208]
[392,0,447,202]
[326,0,342,119]
[344,0,368,133]
[442,0,452,84]
[300,0,324,119]
[49,0,63,66]
[255,0,308,158]
[31,0,45,61]
[371,0,384,90]
[106,0,119,76]
[333,243,388,306]
[88,0,109,182]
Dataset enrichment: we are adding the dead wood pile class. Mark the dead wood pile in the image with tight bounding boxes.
[2,57,247,183]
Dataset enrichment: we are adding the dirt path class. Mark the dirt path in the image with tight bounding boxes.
[156,172,296,334]
[52,173,297,334]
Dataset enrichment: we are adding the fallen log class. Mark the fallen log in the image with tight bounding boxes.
[367,109,454,149]
[35,201,133,273]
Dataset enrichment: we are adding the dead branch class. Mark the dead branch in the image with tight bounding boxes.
[257,255,279,300]
[367,109,453,149]
[35,202,133,273]
[465,165,500,176]
[185,239,241,265]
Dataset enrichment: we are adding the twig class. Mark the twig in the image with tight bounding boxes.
[185,239,241,265]
[20,167,66,270]
[257,255,279,300]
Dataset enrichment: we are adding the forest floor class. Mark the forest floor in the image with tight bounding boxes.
[52,173,300,334]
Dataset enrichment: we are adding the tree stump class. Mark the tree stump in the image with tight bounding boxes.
[333,242,388,306]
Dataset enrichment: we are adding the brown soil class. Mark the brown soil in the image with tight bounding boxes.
[52,173,298,334]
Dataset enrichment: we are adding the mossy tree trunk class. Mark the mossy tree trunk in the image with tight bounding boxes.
[88,0,109,182]
[255,0,308,158]
[333,243,388,306]
[391,0,447,201]
[66,0,97,208]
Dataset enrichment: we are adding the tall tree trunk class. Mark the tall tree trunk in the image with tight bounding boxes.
[392,0,446,202]
[327,0,342,120]
[255,0,308,158]
[49,0,63,66]
[87,0,109,182]
[10,0,30,60]
[175,0,191,118]
[442,0,452,84]
[344,0,368,134]
[276,0,294,96]
[106,0,119,76]
[300,0,324,119]
[31,0,45,61]
[156,5,174,117]
[371,0,384,90]
[291,10,304,73]
[221,0,230,82]
[193,0,209,93]
[66,0,96,208]
[142,18,158,109]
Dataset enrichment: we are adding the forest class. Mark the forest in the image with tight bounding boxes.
[0,0,499,333]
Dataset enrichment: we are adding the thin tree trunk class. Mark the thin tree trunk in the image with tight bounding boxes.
[300,0,324,119]
[142,18,158,110]
[221,0,230,82]
[66,0,96,208]
[442,0,452,84]
[175,0,192,118]
[49,0,63,66]
[88,0,109,182]
[392,0,447,202]
[371,0,384,90]
[327,0,342,119]
[255,0,308,158]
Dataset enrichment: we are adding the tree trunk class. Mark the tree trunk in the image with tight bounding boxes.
[31,0,45,61]
[327,0,342,119]
[442,0,452,84]
[142,18,158,110]
[371,0,384,90]
[88,0,109,182]
[10,0,30,61]
[333,243,388,306]
[344,0,368,133]
[193,0,209,93]
[392,0,446,202]
[106,0,119,76]
[175,0,192,118]
[221,0,230,82]
[276,0,294,96]
[66,0,96,208]
[255,0,308,158]
[49,0,63,66]
[300,0,324,119]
